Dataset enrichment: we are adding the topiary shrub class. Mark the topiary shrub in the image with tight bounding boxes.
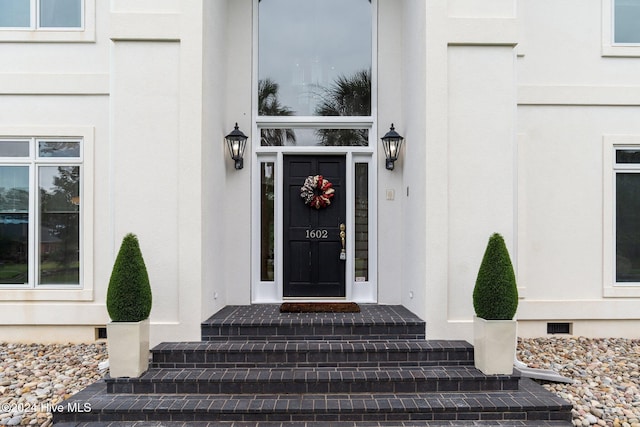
[106,233,152,322]
[473,233,518,320]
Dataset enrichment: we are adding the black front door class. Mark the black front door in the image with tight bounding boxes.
[283,155,346,298]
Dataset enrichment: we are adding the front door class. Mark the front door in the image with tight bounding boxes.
[283,155,346,298]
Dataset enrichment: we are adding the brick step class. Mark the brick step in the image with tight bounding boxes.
[201,305,426,341]
[55,421,574,427]
[150,339,473,369]
[106,366,519,394]
[55,379,573,424]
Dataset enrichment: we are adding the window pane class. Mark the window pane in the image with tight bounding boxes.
[260,162,275,281]
[0,166,29,285]
[615,0,640,43]
[354,163,368,281]
[39,166,80,285]
[616,173,640,282]
[260,128,368,147]
[258,0,372,116]
[38,141,80,158]
[616,149,640,164]
[39,0,81,28]
[0,0,30,27]
[0,140,30,157]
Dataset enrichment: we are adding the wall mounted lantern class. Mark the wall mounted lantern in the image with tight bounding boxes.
[381,123,404,170]
[225,123,248,170]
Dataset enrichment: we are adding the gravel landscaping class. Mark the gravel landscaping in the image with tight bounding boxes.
[0,342,108,427]
[0,338,638,426]
[518,338,640,427]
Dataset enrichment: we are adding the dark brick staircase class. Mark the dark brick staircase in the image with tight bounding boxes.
[53,305,572,426]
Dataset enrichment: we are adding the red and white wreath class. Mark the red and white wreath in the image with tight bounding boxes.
[300,175,335,209]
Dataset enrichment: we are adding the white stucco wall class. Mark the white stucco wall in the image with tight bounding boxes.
[515,0,640,338]
[408,0,519,342]
[377,0,406,306]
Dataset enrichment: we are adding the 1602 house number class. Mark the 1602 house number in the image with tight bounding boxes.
[305,229,329,239]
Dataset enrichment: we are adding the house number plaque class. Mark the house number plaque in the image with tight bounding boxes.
[305,229,329,239]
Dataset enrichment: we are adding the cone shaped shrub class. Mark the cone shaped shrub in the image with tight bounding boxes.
[106,233,152,322]
[473,233,518,320]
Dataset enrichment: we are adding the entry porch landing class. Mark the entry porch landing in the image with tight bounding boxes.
[54,304,572,426]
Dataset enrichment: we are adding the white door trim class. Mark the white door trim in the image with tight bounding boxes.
[251,148,377,303]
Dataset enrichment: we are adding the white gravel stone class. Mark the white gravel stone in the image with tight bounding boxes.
[519,338,640,427]
[0,342,107,426]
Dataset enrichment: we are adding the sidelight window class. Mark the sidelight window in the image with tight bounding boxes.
[260,162,275,281]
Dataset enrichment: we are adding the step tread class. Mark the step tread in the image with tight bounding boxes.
[150,339,474,369]
[152,339,472,352]
[108,365,512,383]
[201,305,426,326]
[56,379,571,422]
[55,421,573,426]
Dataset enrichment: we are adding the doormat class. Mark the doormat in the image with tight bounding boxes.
[280,302,361,313]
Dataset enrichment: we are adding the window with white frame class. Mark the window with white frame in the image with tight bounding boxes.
[0,0,82,29]
[602,0,640,56]
[614,147,640,284]
[614,0,640,44]
[0,138,82,288]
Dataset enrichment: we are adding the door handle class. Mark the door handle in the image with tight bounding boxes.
[339,223,346,260]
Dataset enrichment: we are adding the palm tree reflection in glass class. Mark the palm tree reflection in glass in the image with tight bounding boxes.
[258,79,297,146]
[314,69,370,146]
[258,69,371,147]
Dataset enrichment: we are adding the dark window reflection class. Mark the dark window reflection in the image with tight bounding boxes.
[39,166,80,285]
[260,163,275,281]
[261,128,368,147]
[0,166,29,284]
[39,141,81,158]
[355,163,368,281]
[616,173,640,282]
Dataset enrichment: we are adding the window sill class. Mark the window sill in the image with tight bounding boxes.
[603,285,640,298]
[0,29,94,43]
[602,44,640,57]
[0,288,93,301]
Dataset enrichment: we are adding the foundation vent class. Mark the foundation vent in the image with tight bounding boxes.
[546,322,572,335]
[95,327,107,340]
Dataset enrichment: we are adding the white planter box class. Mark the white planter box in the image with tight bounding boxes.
[107,318,150,378]
[473,316,517,375]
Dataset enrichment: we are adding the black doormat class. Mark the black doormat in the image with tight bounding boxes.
[279,302,361,313]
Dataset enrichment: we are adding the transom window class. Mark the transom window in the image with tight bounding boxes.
[614,0,640,44]
[0,0,82,29]
[0,138,82,288]
[258,0,372,118]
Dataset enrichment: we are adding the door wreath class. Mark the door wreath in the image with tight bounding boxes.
[300,175,335,209]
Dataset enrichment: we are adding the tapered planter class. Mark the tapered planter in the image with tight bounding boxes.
[473,316,516,375]
[107,318,149,378]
